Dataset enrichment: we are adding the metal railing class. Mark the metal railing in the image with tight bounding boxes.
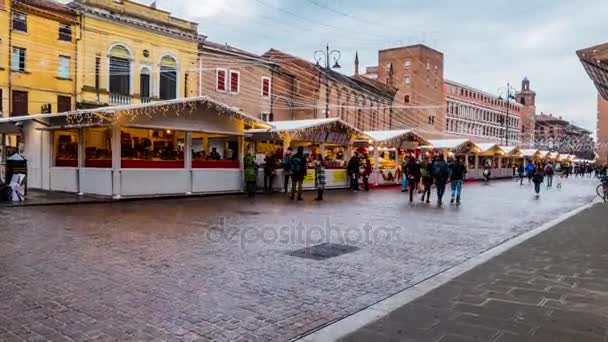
[109,93,132,106]
[141,97,152,104]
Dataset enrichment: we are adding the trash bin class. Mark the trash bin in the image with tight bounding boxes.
[6,153,27,195]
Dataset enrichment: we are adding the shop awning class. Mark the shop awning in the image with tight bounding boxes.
[363,129,430,146]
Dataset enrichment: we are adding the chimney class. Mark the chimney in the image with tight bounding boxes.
[354,51,359,76]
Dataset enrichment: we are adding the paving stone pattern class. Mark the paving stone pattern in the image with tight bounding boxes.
[0,178,598,341]
[340,203,608,342]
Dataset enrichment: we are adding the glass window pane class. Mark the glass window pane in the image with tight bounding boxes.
[84,127,112,168]
[121,128,185,168]
[54,130,79,167]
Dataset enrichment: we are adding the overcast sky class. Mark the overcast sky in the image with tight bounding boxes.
[68,0,607,133]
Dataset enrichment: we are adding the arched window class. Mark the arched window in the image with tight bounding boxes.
[109,45,131,97]
[159,55,177,100]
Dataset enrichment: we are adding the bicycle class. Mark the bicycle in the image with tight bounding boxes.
[597,176,608,203]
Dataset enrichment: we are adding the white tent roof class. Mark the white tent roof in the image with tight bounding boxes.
[539,150,552,157]
[254,118,362,134]
[427,139,474,150]
[364,129,430,145]
[0,96,269,126]
[475,143,502,153]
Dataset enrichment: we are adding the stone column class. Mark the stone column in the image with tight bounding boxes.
[111,125,122,199]
[185,131,192,195]
[373,143,380,186]
[77,128,85,195]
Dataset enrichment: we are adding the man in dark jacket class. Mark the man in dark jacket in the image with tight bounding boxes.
[432,155,450,207]
[282,147,293,193]
[347,152,361,191]
[290,146,307,200]
[449,157,467,205]
[406,157,421,203]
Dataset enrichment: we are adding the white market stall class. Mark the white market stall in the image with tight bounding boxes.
[362,129,430,186]
[1,96,270,199]
[248,118,361,190]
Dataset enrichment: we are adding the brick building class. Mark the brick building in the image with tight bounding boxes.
[514,78,537,147]
[262,49,396,130]
[375,45,445,131]
[534,113,595,159]
[199,41,276,122]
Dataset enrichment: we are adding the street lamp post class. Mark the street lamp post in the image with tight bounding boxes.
[314,44,341,118]
[498,83,517,146]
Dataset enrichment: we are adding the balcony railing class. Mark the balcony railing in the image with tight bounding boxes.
[109,93,132,106]
[141,97,152,104]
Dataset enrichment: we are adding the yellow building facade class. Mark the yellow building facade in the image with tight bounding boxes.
[71,0,202,108]
[5,0,79,116]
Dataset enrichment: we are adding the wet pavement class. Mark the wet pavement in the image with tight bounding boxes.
[339,203,608,342]
[0,178,598,341]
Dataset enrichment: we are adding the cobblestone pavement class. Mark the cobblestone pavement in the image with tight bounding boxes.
[0,178,598,341]
[339,202,608,342]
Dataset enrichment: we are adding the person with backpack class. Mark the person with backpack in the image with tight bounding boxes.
[405,157,421,203]
[347,152,361,192]
[432,155,450,207]
[281,147,293,193]
[362,159,372,191]
[290,146,307,201]
[420,157,434,204]
[401,155,409,193]
[545,161,555,187]
[449,157,467,206]
[532,161,545,198]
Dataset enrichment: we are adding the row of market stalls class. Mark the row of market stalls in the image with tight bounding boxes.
[0,97,584,199]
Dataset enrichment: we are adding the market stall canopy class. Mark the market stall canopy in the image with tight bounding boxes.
[499,145,522,157]
[248,118,362,144]
[539,151,552,159]
[521,149,540,158]
[363,129,430,147]
[424,139,479,153]
[0,96,270,134]
[475,143,504,155]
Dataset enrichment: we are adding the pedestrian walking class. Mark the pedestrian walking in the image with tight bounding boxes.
[401,156,409,193]
[545,161,554,188]
[517,163,525,185]
[482,161,492,185]
[263,153,277,193]
[532,161,545,198]
[290,146,307,201]
[347,152,361,192]
[449,157,467,206]
[362,159,372,191]
[406,157,421,203]
[314,154,326,201]
[244,152,258,198]
[420,157,434,204]
[281,147,293,193]
[432,155,450,207]
[526,161,535,184]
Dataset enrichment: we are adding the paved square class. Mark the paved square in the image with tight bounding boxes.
[0,178,597,341]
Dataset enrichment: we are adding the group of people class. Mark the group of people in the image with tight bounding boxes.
[245,146,327,201]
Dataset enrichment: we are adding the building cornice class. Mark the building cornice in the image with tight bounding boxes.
[72,3,205,43]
